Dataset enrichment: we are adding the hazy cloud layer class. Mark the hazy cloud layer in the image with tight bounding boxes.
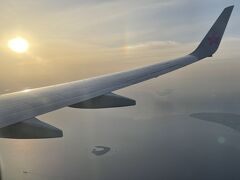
[0,0,238,92]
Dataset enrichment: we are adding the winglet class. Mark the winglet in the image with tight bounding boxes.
[191,6,234,59]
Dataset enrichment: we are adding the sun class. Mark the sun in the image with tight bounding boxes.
[8,37,29,53]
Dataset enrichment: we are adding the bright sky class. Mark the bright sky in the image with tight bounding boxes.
[0,0,239,92]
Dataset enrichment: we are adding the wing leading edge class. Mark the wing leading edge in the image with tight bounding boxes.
[0,6,234,138]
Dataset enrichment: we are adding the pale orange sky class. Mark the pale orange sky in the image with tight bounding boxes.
[0,0,238,93]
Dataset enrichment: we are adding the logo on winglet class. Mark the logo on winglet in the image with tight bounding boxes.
[207,34,220,46]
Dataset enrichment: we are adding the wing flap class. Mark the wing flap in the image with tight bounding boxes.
[0,118,63,139]
[69,93,136,109]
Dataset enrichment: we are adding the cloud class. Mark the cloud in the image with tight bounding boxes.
[0,0,238,94]
[126,41,180,50]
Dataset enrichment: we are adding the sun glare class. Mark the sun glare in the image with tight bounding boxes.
[8,37,29,53]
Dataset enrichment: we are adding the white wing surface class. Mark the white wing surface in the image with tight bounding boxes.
[0,6,234,138]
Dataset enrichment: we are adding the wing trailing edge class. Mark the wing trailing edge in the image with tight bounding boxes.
[0,118,62,139]
[69,93,136,109]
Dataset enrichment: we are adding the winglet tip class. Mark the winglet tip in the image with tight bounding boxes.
[225,5,234,11]
[191,5,234,59]
[227,5,234,9]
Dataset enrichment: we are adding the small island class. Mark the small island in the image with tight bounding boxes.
[92,146,111,156]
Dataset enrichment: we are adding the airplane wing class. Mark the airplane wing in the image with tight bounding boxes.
[0,6,234,138]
